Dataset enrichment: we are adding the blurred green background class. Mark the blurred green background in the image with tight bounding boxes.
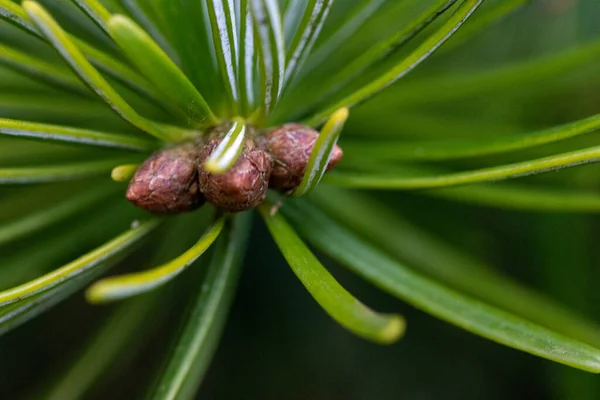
[2,0,600,399]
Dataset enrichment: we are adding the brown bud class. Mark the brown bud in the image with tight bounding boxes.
[262,123,343,191]
[199,139,271,212]
[126,145,205,214]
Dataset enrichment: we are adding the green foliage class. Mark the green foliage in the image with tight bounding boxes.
[259,201,405,345]
[1,0,600,398]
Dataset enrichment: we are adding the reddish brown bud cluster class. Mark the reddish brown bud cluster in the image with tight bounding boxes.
[126,123,343,214]
[198,139,271,212]
[126,144,204,214]
[261,124,343,191]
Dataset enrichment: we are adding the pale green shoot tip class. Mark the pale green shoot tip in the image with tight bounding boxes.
[204,117,247,174]
[111,164,139,182]
[378,314,406,345]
